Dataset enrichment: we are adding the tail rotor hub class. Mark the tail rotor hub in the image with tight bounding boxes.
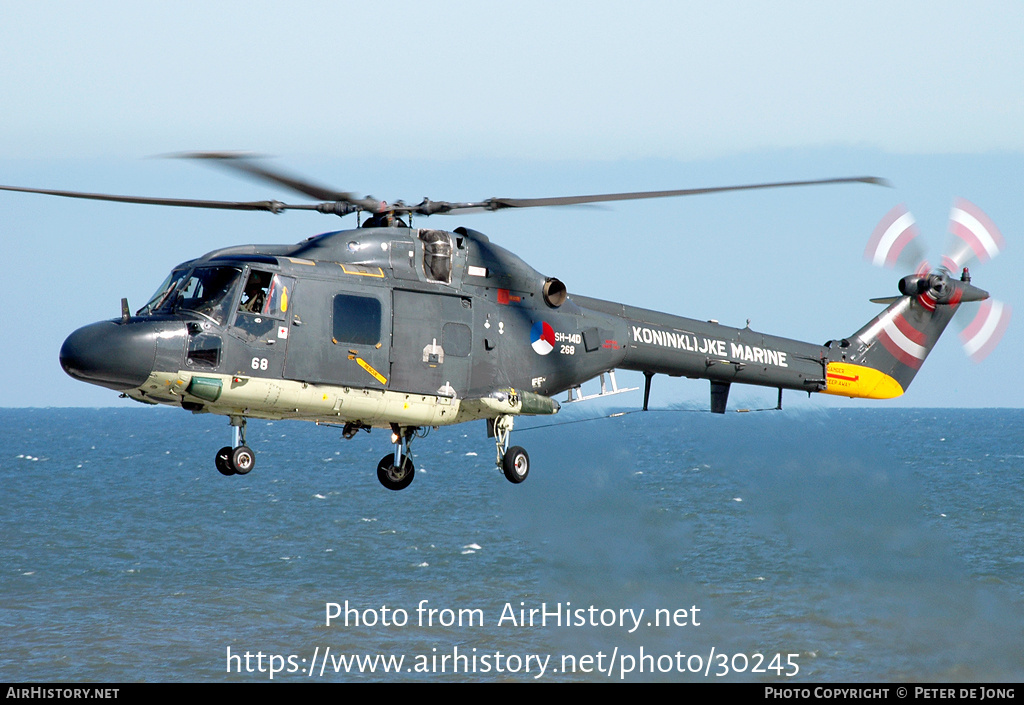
[868,200,1008,362]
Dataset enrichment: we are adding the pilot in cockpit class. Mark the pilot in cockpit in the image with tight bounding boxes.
[239,270,272,314]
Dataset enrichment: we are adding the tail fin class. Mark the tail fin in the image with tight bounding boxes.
[822,271,986,399]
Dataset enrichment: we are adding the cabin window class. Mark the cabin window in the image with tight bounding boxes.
[442,322,472,357]
[332,294,381,345]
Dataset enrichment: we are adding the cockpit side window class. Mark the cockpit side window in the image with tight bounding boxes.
[265,274,294,318]
[234,272,295,339]
[239,270,273,315]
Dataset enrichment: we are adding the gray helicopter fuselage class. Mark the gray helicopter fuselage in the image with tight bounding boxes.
[61,224,837,424]
[31,156,990,488]
[56,215,974,488]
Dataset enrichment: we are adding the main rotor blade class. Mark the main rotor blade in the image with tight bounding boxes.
[448,176,890,212]
[0,168,891,220]
[171,151,368,205]
[0,183,295,213]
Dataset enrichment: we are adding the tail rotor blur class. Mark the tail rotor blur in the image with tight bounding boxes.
[865,199,1010,363]
[942,197,1005,271]
[960,297,1011,363]
[864,203,927,271]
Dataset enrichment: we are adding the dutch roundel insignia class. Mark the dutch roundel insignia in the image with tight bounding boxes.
[530,321,555,355]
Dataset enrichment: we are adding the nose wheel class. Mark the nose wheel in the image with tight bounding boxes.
[215,417,256,476]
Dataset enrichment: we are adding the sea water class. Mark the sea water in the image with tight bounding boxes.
[1,407,1022,682]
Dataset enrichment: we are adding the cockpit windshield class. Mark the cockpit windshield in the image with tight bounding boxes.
[136,268,187,317]
[137,266,243,325]
[174,267,242,324]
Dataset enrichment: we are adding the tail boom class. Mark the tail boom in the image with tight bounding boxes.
[574,272,967,406]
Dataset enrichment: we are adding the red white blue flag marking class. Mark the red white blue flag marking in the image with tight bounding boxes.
[531,321,555,355]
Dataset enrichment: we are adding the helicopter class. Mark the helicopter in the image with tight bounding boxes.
[0,154,1007,490]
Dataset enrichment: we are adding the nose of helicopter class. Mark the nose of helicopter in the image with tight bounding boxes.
[60,320,158,391]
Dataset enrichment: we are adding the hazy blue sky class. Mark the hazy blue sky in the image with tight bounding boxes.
[2,1,1022,408]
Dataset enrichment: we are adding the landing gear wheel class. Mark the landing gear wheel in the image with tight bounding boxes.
[502,446,530,484]
[377,454,415,491]
[215,446,235,476]
[231,445,255,475]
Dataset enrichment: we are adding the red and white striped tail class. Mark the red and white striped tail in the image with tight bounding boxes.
[871,303,929,370]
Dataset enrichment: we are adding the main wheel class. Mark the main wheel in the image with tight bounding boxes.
[231,445,255,475]
[502,446,530,484]
[215,446,235,476]
[377,454,415,491]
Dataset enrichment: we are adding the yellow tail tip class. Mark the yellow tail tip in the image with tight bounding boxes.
[821,362,904,400]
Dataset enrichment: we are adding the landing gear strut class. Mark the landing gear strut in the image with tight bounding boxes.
[215,416,255,476]
[376,424,417,491]
[491,414,529,484]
